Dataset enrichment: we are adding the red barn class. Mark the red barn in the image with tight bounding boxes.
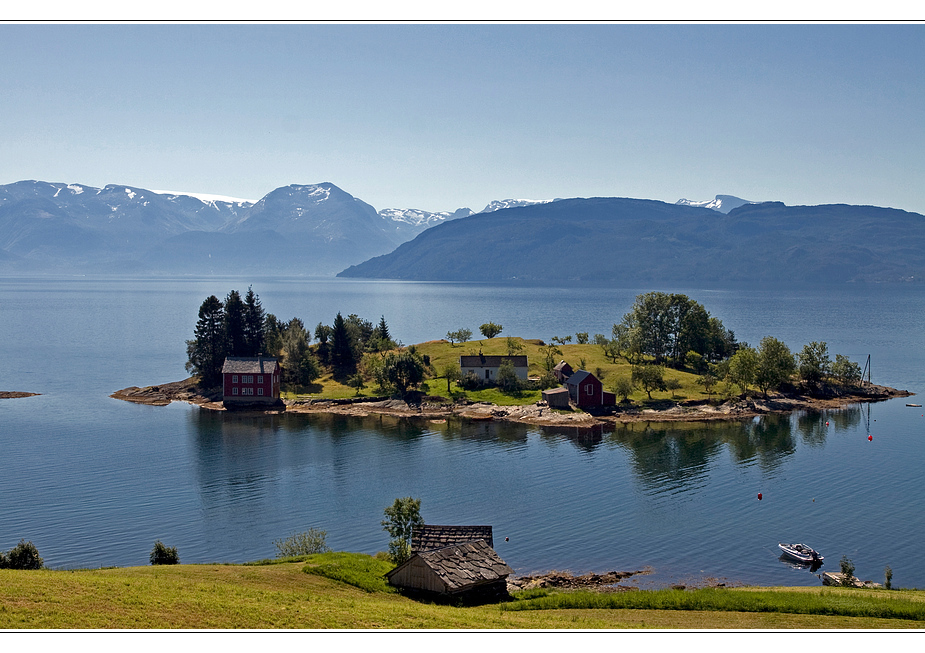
[565,370,616,408]
[222,356,281,406]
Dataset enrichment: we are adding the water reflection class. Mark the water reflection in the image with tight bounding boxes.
[187,406,864,508]
[795,405,862,447]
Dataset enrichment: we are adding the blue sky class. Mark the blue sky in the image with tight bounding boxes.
[2,23,924,214]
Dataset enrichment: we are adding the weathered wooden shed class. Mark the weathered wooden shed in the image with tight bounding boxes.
[386,539,512,596]
[553,360,574,382]
[541,386,571,408]
[411,524,493,553]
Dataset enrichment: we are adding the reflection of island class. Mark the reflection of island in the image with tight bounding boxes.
[605,408,861,490]
[0,391,39,398]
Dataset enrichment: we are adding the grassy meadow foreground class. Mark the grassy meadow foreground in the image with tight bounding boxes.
[2,553,924,629]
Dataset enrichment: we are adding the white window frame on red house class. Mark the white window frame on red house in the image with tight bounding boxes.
[232,375,238,383]
[232,387,239,395]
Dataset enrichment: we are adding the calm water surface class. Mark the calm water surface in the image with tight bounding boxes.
[1,277,923,589]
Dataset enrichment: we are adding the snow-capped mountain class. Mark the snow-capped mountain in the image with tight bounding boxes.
[480,198,556,213]
[675,194,754,214]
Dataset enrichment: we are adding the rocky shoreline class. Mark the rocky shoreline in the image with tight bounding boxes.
[110,378,913,427]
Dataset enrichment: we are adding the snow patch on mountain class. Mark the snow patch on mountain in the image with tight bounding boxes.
[152,189,257,206]
[479,198,555,213]
[676,194,754,214]
[379,207,474,227]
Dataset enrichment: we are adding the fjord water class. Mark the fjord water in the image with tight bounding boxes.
[1,277,924,589]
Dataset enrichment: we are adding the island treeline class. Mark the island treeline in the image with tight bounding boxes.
[185,287,866,404]
[185,287,403,390]
[585,291,864,400]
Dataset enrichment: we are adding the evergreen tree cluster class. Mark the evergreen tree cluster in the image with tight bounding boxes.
[185,286,267,387]
[186,290,400,392]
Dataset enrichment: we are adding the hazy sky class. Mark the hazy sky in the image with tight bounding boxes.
[3,23,924,213]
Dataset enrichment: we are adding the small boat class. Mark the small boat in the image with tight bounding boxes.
[906,403,922,407]
[778,542,823,564]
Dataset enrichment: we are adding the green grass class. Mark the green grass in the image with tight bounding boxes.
[504,586,925,622]
[3,556,925,629]
[302,552,396,593]
[280,335,732,408]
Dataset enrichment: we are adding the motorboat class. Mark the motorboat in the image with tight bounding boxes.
[778,542,823,564]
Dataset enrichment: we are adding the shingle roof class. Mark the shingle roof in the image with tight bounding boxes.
[412,525,493,552]
[390,539,512,593]
[221,356,279,374]
[565,369,593,387]
[459,355,527,368]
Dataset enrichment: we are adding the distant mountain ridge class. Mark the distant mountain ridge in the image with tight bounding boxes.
[338,197,925,286]
[0,180,561,275]
[675,194,754,214]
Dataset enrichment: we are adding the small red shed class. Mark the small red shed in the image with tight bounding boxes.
[565,370,616,408]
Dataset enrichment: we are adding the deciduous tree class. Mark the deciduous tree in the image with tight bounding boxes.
[382,497,424,565]
[755,336,796,395]
[798,341,831,386]
[479,322,503,339]
[632,364,667,399]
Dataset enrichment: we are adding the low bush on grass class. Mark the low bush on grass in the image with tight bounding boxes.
[274,528,330,557]
[0,540,43,570]
[302,552,395,593]
[501,588,925,622]
[150,540,179,565]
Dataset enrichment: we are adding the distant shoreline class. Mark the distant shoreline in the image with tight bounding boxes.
[110,378,914,427]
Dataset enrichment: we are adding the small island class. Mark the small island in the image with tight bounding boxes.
[112,289,914,427]
[0,391,40,399]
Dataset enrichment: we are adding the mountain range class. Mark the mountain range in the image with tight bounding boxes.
[2,181,921,286]
[338,197,925,286]
[0,180,536,275]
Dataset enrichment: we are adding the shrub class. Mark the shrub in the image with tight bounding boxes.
[274,528,331,557]
[150,540,180,565]
[840,555,856,586]
[2,540,43,570]
[885,565,893,590]
[458,370,482,391]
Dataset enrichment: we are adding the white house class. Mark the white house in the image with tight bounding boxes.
[459,354,528,383]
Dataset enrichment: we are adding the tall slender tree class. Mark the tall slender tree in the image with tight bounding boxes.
[223,290,247,356]
[330,312,354,370]
[185,295,226,387]
[243,286,266,356]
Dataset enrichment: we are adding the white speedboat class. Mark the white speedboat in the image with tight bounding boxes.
[778,542,823,564]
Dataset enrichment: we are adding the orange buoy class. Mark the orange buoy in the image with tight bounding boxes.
[758,493,763,500]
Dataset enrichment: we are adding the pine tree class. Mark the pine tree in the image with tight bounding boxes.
[330,312,354,370]
[243,286,266,356]
[376,315,391,342]
[224,290,247,357]
[185,295,226,387]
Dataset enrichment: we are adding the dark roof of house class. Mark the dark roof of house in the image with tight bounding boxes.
[459,355,527,368]
[412,525,493,552]
[542,386,569,396]
[221,356,279,374]
[565,370,595,386]
[388,539,512,593]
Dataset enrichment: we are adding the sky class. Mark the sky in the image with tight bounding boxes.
[2,23,925,214]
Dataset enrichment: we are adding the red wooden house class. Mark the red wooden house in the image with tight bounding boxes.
[564,370,616,408]
[222,356,281,406]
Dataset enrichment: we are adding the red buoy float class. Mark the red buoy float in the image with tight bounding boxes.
[758,493,763,500]
[869,435,873,441]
